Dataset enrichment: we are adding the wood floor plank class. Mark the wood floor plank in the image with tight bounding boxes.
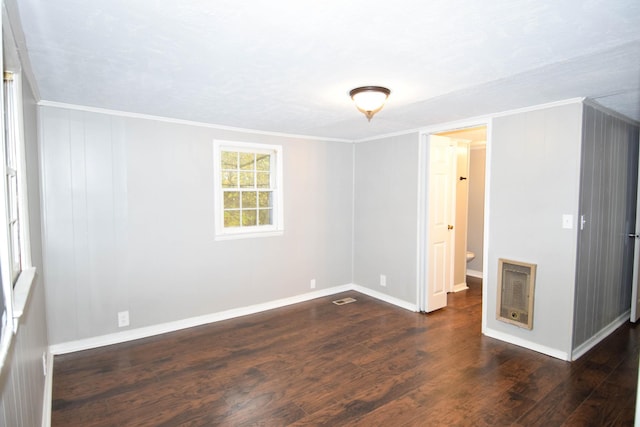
[51,281,640,426]
[561,348,639,427]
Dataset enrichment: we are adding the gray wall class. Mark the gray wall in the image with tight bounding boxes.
[467,146,485,273]
[353,132,420,304]
[573,105,639,350]
[40,106,353,345]
[0,73,48,427]
[486,103,583,357]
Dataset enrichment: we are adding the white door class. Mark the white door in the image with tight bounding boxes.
[631,143,640,322]
[426,135,455,312]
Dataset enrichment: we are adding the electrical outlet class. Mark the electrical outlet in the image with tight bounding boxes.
[117,311,130,328]
[380,274,387,287]
[310,279,316,289]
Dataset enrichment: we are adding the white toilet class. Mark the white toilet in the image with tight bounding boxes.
[466,251,475,262]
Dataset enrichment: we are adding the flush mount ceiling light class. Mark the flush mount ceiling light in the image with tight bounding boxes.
[349,86,391,122]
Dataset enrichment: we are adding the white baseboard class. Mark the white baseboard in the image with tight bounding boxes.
[352,285,417,312]
[452,282,469,293]
[467,269,483,278]
[41,350,53,427]
[484,327,570,361]
[571,310,630,361]
[49,283,418,355]
[50,284,352,355]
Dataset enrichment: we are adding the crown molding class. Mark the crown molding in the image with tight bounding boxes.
[37,100,353,143]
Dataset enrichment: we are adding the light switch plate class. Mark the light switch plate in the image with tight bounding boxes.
[562,214,573,229]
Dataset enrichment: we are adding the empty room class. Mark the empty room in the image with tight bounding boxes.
[1,0,640,425]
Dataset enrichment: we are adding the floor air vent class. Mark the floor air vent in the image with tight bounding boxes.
[497,259,536,330]
[332,297,357,305]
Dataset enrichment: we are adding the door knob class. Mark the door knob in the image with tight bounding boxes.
[448,225,454,230]
[628,233,639,238]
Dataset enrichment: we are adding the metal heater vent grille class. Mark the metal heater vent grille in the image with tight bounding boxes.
[497,259,536,329]
[332,297,357,306]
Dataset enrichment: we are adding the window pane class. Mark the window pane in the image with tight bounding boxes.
[221,171,238,188]
[242,210,257,226]
[258,191,272,208]
[5,141,15,171]
[239,152,254,170]
[0,305,5,356]
[242,191,257,208]
[4,76,21,284]
[10,222,20,271]
[4,78,16,170]
[239,171,254,188]
[224,210,241,227]
[256,154,270,171]
[256,172,270,188]
[7,174,17,219]
[0,290,5,334]
[221,151,238,169]
[258,209,272,225]
[223,191,240,209]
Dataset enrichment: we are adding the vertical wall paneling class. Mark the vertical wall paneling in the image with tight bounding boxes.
[69,110,89,339]
[573,105,639,351]
[41,109,130,344]
[111,119,128,316]
[83,113,124,335]
[486,103,583,358]
[621,123,638,312]
[41,108,76,343]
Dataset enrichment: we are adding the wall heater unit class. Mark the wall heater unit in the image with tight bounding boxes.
[497,258,536,329]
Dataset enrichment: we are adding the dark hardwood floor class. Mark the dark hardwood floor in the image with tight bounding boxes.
[52,277,640,426]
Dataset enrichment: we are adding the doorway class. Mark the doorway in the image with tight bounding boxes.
[417,123,488,313]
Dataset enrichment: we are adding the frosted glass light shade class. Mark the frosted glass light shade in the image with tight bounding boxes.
[350,86,391,121]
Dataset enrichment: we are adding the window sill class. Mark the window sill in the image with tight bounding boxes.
[12,266,36,321]
[215,230,283,241]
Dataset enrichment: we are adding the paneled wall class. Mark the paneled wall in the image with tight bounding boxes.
[353,133,420,304]
[486,103,583,359]
[40,106,354,346]
[0,73,48,427]
[573,105,640,350]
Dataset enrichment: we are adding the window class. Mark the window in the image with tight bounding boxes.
[4,72,22,284]
[213,140,283,239]
[0,38,35,373]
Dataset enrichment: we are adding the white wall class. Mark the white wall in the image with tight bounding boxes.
[485,103,583,358]
[454,143,470,286]
[467,146,485,273]
[40,106,354,345]
[353,132,420,304]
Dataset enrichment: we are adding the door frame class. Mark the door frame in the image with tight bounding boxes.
[416,118,492,332]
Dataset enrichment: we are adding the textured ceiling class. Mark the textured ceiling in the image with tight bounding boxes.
[9,0,640,140]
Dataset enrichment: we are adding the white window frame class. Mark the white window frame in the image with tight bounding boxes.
[213,140,284,240]
[0,9,35,374]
